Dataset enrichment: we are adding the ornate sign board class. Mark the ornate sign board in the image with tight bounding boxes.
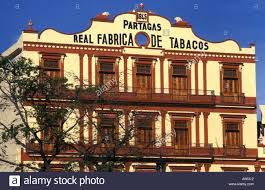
[36,4,252,54]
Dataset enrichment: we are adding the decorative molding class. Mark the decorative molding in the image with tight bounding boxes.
[24,42,256,63]
[168,112,195,118]
[220,114,247,120]
[221,167,248,172]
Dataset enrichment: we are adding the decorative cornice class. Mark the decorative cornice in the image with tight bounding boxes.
[168,112,195,118]
[220,114,247,119]
[23,42,256,63]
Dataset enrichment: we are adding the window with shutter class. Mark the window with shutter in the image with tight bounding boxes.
[135,115,153,145]
[41,109,63,143]
[224,122,240,146]
[42,59,61,78]
[136,64,152,95]
[174,120,189,147]
[99,114,116,143]
[99,63,115,87]
[172,65,188,96]
[223,68,239,95]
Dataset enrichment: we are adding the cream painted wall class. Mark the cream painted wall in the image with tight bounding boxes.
[191,63,195,90]
[155,59,161,92]
[23,51,39,66]
[26,106,41,139]
[242,63,256,97]
[199,114,204,145]
[63,109,80,143]
[165,113,172,146]
[83,54,89,86]
[127,57,133,92]
[64,53,80,88]
[198,60,204,94]
[208,164,223,172]
[92,111,98,144]
[91,56,96,85]
[207,61,220,95]
[0,85,23,171]
[83,115,89,144]
[208,113,224,148]
[191,117,196,145]
[119,115,126,139]
[155,114,162,146]
[118,57,124,91]
[164,59,169,93]
[258,147,265,158]
[243,114,257,148]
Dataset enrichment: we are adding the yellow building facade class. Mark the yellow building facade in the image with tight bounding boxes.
[3,5,263,172]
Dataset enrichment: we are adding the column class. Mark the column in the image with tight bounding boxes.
[79,109,84,143]
[203,112,210,146]
[152,60,156,92]
[161,110,166,146]
[87,54,92,86]
[195,62,198,95]
[160,57,165,93]
[195,112,201,146]
[203,60,207,95]
[88,112,93,144]
[79,54,84,88]
[115,57,120,89]
[123,56,128,92]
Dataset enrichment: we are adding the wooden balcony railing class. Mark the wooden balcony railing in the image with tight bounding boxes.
[76,85,216,105]
[223,145,246,157]
[136,143,214,157]
[220,93,245,104]
[26,143,250,158]
[25,143,214,157]
[26,143,73,153]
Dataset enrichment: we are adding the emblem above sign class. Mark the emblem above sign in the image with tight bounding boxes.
[136,12,148,22]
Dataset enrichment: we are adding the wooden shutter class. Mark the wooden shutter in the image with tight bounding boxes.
[174,120,189,147]
[99,63,115,86]
[223,68,239,94]
[135,116,153,145]
[99,114,116,143]
[42,59,60,78]
[225,122,240,146]
[172,65,188,95]
[136,64,151,95]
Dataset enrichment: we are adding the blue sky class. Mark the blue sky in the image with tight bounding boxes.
[0,0,265,115]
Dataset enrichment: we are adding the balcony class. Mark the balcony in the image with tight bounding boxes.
[223,145,246,157]
[76,86,216,106]
[26,143,73,154]
[25,143,252,159]
[84,143,214,158]
[220,93,245,104]
[26,142,213,158]
[136,143,214,157]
